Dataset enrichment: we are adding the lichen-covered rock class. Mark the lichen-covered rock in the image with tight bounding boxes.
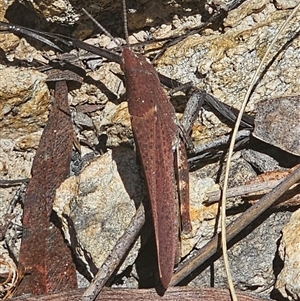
[0,67,49,139]
[253,97,300,156]
[53,148,145,280]
[156,6,300,145]
[276,209,300,300]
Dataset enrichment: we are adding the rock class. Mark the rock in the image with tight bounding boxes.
[73,111,94,130]
[0,33,19,53]
[96,101,133,148]
[53,148,145,280]
[0,69,46,250]
[157,6,300,146]
[191,210,292,299]
[0,0,21,54]
[253,97,300,156]
[13,131,43,151]
[70,61,124,107]
[242,149,280,173]
[224,0,271,29]
[181,175,216,257]
[20,0,81,24]
[0,67,49,140]
[0,0,14,21]
[275,208,300,300]
[274,0,300,10]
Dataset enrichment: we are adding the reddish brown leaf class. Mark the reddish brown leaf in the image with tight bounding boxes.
[17,80,77,295]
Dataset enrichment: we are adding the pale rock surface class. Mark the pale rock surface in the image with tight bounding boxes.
[274,0,300,10]
[0,67,49,139]
[0,0,298,299]
[97,101,132,148]
[276,209,300,300]
[53,148,145,280]
[19,0,81,24]
[181,175,216,257]
[53,146,218,279]
[156,5,300,146]
[0,33,19,53]
[0,0,20,53]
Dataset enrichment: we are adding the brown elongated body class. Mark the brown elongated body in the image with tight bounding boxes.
[121,48,190,288]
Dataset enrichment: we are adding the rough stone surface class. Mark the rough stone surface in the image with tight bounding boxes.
[53,148,145,280]
[191,210,292,299]
[275,209,300,300]
[19,0,81,24]
[274,0,300,10]
[253,97,300,156]
[156,6,300,146]
[0,0,299,299]
[19,0,236,30]
[242,149,280,173]
[0,67,49,139]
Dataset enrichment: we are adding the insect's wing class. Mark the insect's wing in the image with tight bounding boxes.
[122,48,179,288]
[132,111,178,288]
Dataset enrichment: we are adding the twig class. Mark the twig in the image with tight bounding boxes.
[170,164,300,286]
[188,130,251,164]
[80,204,145,301]
[0,179,30,187]
[205,179,299,204]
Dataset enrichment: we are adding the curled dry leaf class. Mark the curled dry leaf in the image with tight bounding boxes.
[0,257,24,300]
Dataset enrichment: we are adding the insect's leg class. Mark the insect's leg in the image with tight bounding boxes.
[172,89,205,234]
[174,140,192,234]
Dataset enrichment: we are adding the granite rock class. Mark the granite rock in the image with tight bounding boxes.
[275,208,300,300]
[0,67,49,140]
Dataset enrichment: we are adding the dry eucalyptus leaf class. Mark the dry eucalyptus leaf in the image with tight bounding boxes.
[253,96,300,156]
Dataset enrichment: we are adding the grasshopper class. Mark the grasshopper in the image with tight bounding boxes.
[79,6,194,288]
[121,47,191,288]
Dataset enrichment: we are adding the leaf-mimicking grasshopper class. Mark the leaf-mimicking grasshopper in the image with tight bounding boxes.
[121,47,192,289]
[79,6,193,288]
